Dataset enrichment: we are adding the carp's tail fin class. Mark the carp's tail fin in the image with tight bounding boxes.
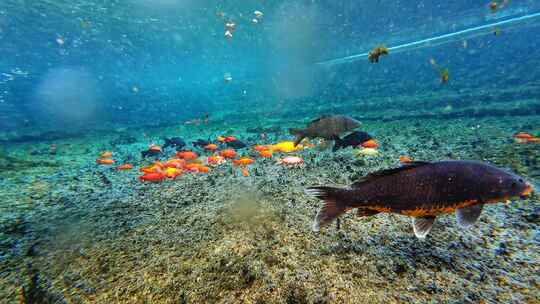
[305,187,348,232]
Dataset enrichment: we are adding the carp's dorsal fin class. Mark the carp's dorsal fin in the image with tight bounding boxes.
[456,204,484,228]
[310,115,332,124]
[412,216,436,239]
[351,162,431,188]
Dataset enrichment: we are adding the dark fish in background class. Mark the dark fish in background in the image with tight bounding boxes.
[226,140,247,149]
[141,149,161,159]
[192,139,211,148]
[163,137,186,150]
[306,160,533,238]
[289,115,361,146]
[333,131,373,151]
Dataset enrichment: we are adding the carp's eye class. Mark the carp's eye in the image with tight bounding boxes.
[518,178,524,183]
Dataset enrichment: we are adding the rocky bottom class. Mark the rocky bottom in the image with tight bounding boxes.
[0,116,539,303]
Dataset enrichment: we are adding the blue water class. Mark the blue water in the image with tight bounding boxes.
[1,0,539,132]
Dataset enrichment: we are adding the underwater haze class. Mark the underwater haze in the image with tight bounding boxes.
[1,0,539,303]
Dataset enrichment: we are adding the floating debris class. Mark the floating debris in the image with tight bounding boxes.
[224,72,232,83]
[368,45,389,63]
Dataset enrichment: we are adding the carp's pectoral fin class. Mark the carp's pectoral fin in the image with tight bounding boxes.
[356,208,380,217]
[412,216,436,239]
[456,204,484,228]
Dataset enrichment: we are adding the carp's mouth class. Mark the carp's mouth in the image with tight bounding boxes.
[520,185,534,199]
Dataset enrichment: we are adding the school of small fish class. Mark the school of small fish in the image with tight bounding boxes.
[93,114,535,239]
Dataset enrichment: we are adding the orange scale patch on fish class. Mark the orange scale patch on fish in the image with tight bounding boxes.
[400,200,479,217]
[368,206,392,213]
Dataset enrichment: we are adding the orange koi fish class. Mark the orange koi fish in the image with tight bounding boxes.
[219,149,237,159]
[361,139,379,149]
[140,162,164,174]
[207,155,226,165]
[115,164,133,170]
[149,145,162,153]
[204,144,218,151]
[233,157,254,167]
[100,151,113,158]
[96,159,115,165]
[258,150,273,158]
[198,166,210,173]
[176,151,198,160]
[163,159,186,169]
[253,145,269,152]
[399,156,412,164]
[184,163,210,173]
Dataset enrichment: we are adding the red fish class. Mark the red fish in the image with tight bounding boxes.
[225,136,237,143]
[513,133,533,139]
[139,172,166,182]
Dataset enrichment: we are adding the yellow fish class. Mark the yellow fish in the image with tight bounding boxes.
[269,141,304,153]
